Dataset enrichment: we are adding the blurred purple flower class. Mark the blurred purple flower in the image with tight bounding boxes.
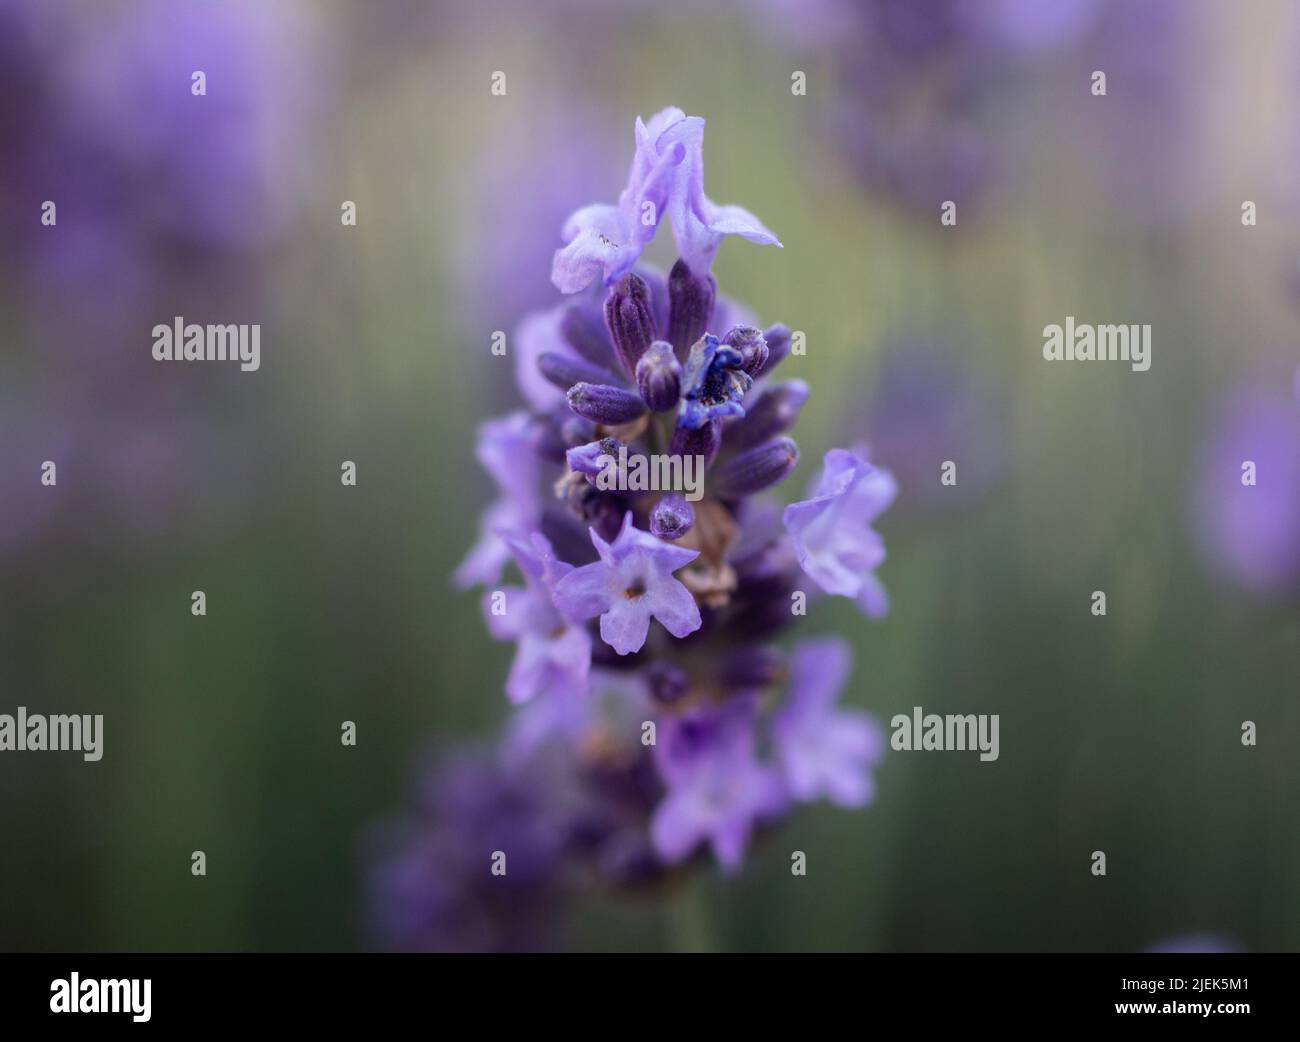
[455,412,544,589]
[366,747,572,952]
[772,638,885,807]
[0,0,328,564]
[784,448,897,617]
[865,333,1006,515]
[1192,384,1300,595]
[757,0,1096,214]
[484,532,592,705]
[650,697,787,871]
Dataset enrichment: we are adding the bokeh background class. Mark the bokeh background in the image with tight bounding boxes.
[1,0,1296,952]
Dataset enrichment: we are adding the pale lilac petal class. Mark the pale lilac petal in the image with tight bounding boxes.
[826,766,874,808]
[650,792,707,864]
[513,306,572,410]
[550,203,639,294]
[788,637,852,714]
[711,816,752,873]
[857,571,890,619]
[599,597,652,655]
[482,585,527,640]
[784,448,895,616]
[454,501,516,588]
[504,637,551,705]
[846,465,899,523]
[545,625,593,689]
[706,203,782,246]
[646,576,702,639]
[591,512,633,566]
[552,561,615,621]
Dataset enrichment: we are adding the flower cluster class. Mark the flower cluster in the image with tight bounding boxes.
[373,107,896,948]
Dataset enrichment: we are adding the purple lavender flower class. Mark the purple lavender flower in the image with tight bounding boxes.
[551,107,780,294]
[428,106,895,890]
[552,512,701,655]
[366,747,571,952]
[772,638,884,807]
[1192,384,1300,596]
[757,0,1094,215]
[484,533,592,705]
[784,448,897,617]
[650,696,787,872]
[455,412,543,589]
[864,333,1007,515]
[0,0,324,565]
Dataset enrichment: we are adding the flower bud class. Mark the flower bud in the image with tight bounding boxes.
[566,382,647,425]
[604,273,656,377]
[670,418,721,468]
[755,323,791,378]
[723,326,768,376]
[635,341,682,412]
[667,258,716,360]
[723,380,809,452]
[538,351,623,392]
[709,437,799,498]
[560,301,616,368]
[566,437,623,479]
[650,492,695,540]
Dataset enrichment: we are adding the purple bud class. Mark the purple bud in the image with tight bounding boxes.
[755,323,791,378]
[567,437,623,478]
[650,492,695,540]
[604,273,656,378]
[646,661,690,704]
[566,382,647,426]
[538,351,624,392]
[709,437,799,498]
[670,418,721,468]
[667,258,716,361]
[560,302,616,368]
[723,380,809,452]
[635,341,682,412]
[723,326,769,376]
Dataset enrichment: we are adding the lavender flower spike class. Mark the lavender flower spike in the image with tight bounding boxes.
[772,638,884,807]
[552,512,701,655]
[398,105,895,900]
[783,448,897,618]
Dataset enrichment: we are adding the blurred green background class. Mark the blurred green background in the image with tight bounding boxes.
[0,0,1296,951]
